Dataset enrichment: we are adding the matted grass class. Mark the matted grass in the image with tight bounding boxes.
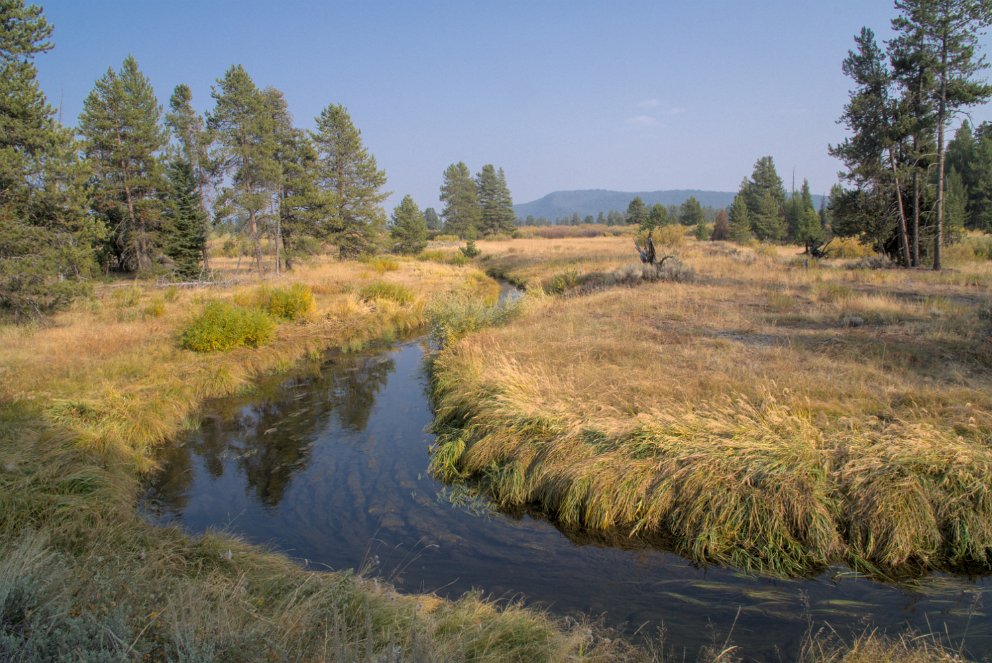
[431,235,992,576]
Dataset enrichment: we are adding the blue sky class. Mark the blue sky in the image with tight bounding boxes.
[35,0,992,212]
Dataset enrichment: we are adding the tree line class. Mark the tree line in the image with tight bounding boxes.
[829,0,992,269]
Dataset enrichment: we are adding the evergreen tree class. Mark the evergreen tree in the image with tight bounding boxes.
[626,196,647,226]
[79,55,168,273]
[678,196,704,226]
[439,162,479,238]
[944,167,969,242]
[644,203,669,231]
[390,195,427,254]
[742,156,788,241]
[1,0,99,317]
[728,193,752,243]
[423,207,441,231]
[165,83,213,272]
[268,89,322,271]
[163,159,205,279]
[476,164,515,235]
[209,65,279,271]
[893,0,992,269]
[312,103,388,258]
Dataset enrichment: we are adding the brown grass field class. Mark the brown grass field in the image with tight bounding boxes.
[1,234,987,661]
[431,231,992,577]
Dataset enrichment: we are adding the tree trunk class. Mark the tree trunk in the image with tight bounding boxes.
[934,39,948,271]
[912,169,921,267]
[888,150,913,267]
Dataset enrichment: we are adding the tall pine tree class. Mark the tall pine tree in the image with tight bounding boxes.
[311,103,388,258]
[390,195,427,254]
[439,162,479,238]
[79,55,168,273]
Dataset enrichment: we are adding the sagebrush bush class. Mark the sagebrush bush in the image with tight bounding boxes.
[358,280,415,305]
[652,224,686,249]
[180,301,276,352]
[828,236,877,259]
[258,283,316,321]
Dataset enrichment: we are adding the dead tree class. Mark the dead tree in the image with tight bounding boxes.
[635,235,678,268]
[804,238,833,259]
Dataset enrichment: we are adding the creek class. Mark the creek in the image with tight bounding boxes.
[144,285,991,660]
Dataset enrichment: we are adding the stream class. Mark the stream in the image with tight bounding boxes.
[144,286,992,661]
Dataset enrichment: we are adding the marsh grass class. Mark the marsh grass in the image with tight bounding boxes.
[431,234,992,577]
[0,258,619,662]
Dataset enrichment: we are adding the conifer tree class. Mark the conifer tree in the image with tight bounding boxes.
[742,157,788,241]
[163,159,205,280]
[166,83,213,271]
[311,103,388,257]
[209,65,279,272]
[710,209,731,240]
[79,55,168,273]
[644,203,669,231]
[678,196,704,227]
[626,196,647,226]
[439,162,479,238]
[1,0,99,317]
[390,195,427,254]
[728,192,752,243]
[423,207,441,231]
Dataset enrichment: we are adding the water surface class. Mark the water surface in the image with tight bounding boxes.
[146,336,991,660]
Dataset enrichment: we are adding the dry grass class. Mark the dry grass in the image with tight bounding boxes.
[0,256,636,661]
[431,235,992,576]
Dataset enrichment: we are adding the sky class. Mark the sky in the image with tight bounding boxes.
[34,0,992,213]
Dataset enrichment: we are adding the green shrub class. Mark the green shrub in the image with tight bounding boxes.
[358,281,415,305]
[460,240,481,258]
[258,283,316,321]
[428,293,522,347]
[180,302,276,352]
[543,270,580,295]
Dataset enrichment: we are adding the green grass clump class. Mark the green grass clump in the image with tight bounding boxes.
[180,301,276,352]
[543,270,579,295]
[419,249,470,266]
[358,280,415,305]
[363,255,400,273]
[258,283,316,321]
[428,293,522,347]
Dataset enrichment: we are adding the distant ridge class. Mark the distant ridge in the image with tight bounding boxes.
[513,189,825,220]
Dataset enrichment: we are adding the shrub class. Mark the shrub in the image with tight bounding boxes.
[142,297,166,319]
[180,301,276,352]
[358,281,414,305]
[652,224,686,249]
[543,270,580,295]
[418,250,469,266]
[460,239,481,258]
[828,236,876,259]
[258,283,316,321]
[428,293,522,347]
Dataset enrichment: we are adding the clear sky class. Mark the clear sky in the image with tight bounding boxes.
[34,0,992,212]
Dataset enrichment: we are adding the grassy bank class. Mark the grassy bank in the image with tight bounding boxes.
[430,234,992,577]
[0,257,634,661]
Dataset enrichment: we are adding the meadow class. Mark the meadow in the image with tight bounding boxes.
[0,235,984,661]
[431,230,992,577]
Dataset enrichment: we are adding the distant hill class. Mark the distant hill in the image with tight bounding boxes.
[513,189,825,220]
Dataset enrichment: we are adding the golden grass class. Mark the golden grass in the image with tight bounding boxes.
[432,235,992,576]
[0,256,633,661]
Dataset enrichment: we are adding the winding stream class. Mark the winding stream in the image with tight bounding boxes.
[144,287,992,661]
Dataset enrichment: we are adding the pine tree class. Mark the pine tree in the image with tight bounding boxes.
[312,103,388,257]
[893,0,992,269]
[644,203,669,231]
[164,159,205,280]
[678,196,704,227]
[209,65,279,272]
[494,167,516,233]
[944,167,968,242]
[166,83,213,272]
[424,207,441,231]
[79,55,168,273]
[476,164,507,236]
[728,193,752,243]
[439,162,479,238]
[742,157,788,241]
[390,195,427,254]
[626,196,647,226]
[0,0,100,317]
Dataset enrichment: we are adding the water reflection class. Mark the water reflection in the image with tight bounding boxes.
[145,340,992,660]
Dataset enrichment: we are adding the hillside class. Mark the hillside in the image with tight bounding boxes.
[514,188,826,220]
